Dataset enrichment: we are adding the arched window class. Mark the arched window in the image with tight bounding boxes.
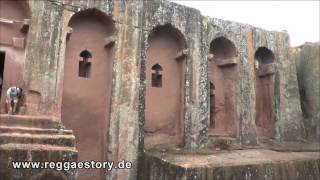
[79,49,92,78]
[80,49,92,61]
[151,64,162,87]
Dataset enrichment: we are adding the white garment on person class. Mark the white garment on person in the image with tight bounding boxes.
[6,87,22,101]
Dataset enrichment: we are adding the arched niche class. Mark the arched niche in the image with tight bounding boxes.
[210,37,236,59]
[254,47,276,138]
[144,24,186,148]
[255,47,275,65]
[208,36,239,137]
[61,9,116,180]
[0,0,30,113]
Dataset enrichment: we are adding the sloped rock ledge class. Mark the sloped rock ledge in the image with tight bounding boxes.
[139,149,320,180]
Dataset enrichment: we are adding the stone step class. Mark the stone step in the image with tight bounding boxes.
[0,133,75,147]
[0,143,77,180]
[0,115,60,129]
[0,143,77,153]
[0,125,72,135]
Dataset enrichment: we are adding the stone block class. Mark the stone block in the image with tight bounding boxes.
[12,37,25,49]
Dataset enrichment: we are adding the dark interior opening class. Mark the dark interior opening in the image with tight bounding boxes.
[210,37,236,59]
[254,47,275,65]
[151,64,162,88]
[79,61,91,78]
[0,52,5,100]
[80,49,92,60]
[209,82,215,128]
[79,50,92,78]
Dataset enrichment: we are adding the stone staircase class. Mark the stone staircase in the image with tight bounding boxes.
[0,114,78,180]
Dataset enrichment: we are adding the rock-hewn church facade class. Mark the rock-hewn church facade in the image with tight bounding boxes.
[0,0,319,180]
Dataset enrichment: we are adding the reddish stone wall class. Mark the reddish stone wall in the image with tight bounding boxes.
[255,75,275,138]
[144,24,185,147]
[208,37,239,137]
[255,47,276,138]
[0,0,29,46]
[61,9,115,180]
[208,65,239,136]
[0,0,29,113]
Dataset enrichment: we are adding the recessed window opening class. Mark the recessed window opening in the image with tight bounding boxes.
[151,64,162,88]
[210,37,236,59]
[79,49,92,78]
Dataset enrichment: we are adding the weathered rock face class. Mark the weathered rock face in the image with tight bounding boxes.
[0,0,318,179]
[292,42,320,141]
[250,28,305,143]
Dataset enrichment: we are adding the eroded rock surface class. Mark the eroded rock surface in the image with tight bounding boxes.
[292,42,320,141]
[0,115,77,180]
[0,0,318,180]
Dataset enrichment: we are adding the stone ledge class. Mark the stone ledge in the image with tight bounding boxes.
[258,63,277,77]
[0,133,75,147]
[0,143,77,152]
[0,143,77,180]
[0,115,60,129]
[214,57,238,67]
[0,125,73,135]
[140,149,320,180]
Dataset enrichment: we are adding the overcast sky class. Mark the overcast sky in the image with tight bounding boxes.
[170,1,320,47]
